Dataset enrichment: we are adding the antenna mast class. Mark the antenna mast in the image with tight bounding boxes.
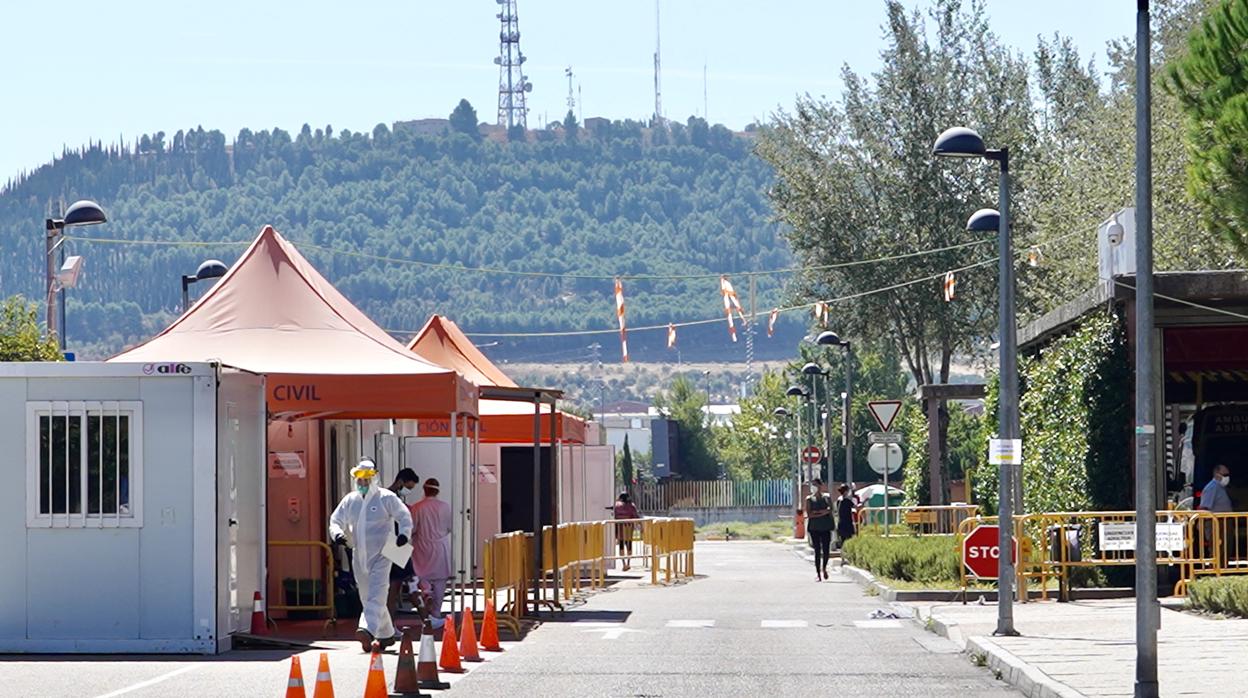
[495,0,531,130]
[653,0,663,125]
[565,66,575,112]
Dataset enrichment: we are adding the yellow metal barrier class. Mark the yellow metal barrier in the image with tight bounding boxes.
[860,504,979,536]
[643,518,696,585]
[267,540,337,628]
[482,530,527,635]
[1176,511,1248,594]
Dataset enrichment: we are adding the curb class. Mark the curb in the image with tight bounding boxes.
[966,635,1086,698]
[839,565,1086,698]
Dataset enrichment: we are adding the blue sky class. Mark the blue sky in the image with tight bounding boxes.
[2,1,1133,181]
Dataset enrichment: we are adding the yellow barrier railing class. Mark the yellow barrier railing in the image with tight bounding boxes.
[643,518,696,585]
[1176,511,1248,594]
[860,504,979,536]
[267,540,337,629]
[482,530,528,635]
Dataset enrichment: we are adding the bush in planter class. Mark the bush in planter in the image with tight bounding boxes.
[841,528,961,584]
[1187,577,1248,617]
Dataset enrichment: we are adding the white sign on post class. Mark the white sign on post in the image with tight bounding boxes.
[1098,521,1187,553]
[988,438,1023,465]
[867,443,903,475]
[867,400,903,432]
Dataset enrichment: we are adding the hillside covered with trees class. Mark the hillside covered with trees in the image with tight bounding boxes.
[0,106,797,360]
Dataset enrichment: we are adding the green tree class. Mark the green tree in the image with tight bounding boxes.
[0,295,61,361]
[449,99,481,141]
[562,110,579,142]
[715,371,793,480]
[1167,0,1248,258]
[652,374,718,479]
[619,434,634,492]
[757,0,1031,496]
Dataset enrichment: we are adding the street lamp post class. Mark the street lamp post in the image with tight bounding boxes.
[45,200,107,352]
[933,125,1019,637]
[181,259,229,313]
[773,406,797,527]
[703,369,712,426]
[802,362,829,480]
[816,332,853,489]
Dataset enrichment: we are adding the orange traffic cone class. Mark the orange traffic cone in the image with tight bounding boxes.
[439,615,465,674]
[459,612,483,662]
[417,619,450,690]
[363,641,387,698]
[311,652,335,698]
[250,591,268,635]
[285,655,307,698]
[480,600,503,652]
[392,627,427,697]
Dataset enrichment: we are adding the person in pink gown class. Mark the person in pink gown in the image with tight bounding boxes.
[409,477,453,628]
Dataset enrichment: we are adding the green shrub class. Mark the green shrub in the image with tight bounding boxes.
[1187,577,1248,616]
[841,529,961,584]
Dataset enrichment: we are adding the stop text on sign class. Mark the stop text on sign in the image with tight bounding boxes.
[961,524,1018,580]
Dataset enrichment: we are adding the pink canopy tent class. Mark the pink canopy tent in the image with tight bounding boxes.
[110,226,477,419]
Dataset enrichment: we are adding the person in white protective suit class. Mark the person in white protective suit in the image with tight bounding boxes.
[329,460,413,652]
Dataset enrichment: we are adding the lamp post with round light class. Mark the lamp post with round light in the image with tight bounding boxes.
[816,331,853,488]
[182,259,229,313]
[933,125,1019,637]
[802,361,829,480]
[45,200,107,353]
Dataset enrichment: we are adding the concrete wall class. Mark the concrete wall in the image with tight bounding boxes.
[661,506,790,527]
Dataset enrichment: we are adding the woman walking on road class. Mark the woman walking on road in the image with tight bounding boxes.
[613,492,641,571]
[836,484,857,549]
[805,479,834,580]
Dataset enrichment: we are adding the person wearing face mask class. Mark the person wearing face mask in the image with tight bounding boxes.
[385,468,421,615]
[329,460,413,652]
[1201,464,1234,513]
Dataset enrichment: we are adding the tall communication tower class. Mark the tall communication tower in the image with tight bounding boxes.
[653,0,663,125]
[495,0,532,130]
[565,66,575,112]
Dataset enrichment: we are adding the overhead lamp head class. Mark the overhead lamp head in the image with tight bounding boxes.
[61,200,108,227]
[801,362,823,375]
[772,407,790,417]
[815,330,843,346]
[966,208,1001,232]
[195,259,228,281]
[785,385,807,398]
[932,126,987,159]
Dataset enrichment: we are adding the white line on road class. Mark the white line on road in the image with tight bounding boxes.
[854,619,903,629]
[92,666,198,698]
[760,620,808,628]
[666,619,715,628]
[581,627,642,640]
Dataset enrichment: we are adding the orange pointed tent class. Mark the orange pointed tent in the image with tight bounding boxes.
[406,315,585,442]
[110,226,476,418]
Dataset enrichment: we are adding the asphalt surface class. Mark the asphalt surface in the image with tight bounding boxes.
[0,541,1015,697]
[442,540,1015,697]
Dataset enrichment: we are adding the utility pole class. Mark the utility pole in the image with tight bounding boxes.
[589,342,603,424]
[652,0,663,125]
[565,66,575,112]
[1133,1,1159,696]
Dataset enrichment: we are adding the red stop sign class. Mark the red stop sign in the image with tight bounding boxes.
[962,525,1018,579]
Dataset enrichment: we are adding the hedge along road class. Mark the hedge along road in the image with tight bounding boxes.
[440,541,1015,697]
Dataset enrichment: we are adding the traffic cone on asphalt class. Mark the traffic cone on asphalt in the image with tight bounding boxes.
[392,627,427,697]
[285,655,307,698]
[439,614,465,673]
[250,591,268,635]
[459,612,483,663]
[480,601,503,652]
[417,619,451,690]
[311,652,335,698]
[363,641,387,698]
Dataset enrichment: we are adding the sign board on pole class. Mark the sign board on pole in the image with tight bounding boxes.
[1098,521,1186,553]
[867,431,902,445]
[802,446,822,464]
[988,438,1023,465]
[867,400,902,432]
[962,525,1018,579]
[866,443,903,475]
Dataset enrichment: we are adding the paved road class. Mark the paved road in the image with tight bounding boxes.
[0,541,1014,697]
[444,541,1015,697]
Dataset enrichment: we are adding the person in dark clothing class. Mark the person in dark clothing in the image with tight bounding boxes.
[836,484,857,548]
[805,479,834,580]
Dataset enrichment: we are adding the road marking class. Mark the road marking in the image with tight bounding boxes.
[581,627,642,640]
[666,619,715,628]
[92,666,198,698]
[761,620,808,628]
[854,619,903,629]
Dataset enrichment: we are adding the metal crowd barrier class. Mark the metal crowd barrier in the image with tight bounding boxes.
[643,517,696,585]
[859,504,979,536]
[1176,511,1248,594]
[482,530,527,636]
[267,540,337,629]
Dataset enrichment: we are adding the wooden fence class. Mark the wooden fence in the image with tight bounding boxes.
[633,479,792,512]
